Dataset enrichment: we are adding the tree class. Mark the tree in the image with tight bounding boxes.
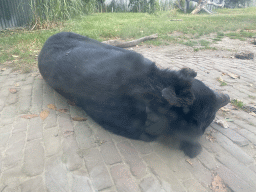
[176,0,225,14]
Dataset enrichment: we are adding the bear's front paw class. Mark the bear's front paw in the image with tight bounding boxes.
[180,141,202,158]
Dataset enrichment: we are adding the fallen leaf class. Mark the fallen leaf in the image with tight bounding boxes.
[72,117,87,121]
[15,83,19,87]
[206,133,216,142]
[221,72,226,76]
[186,159,193,166]
[211,174,227,192]
[217,77,224,82]
[47,104,57,110]
[220,107,230,112]
[58,108,68,113]
[228,73,240,79]
[63,130,74,137]
[40,109,50,120]
[20,114,38,119]
[9,88,17,94]
[249,112,256,117]
[216,120,229,128]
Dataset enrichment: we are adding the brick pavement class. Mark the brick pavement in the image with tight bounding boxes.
[0,40,256,192]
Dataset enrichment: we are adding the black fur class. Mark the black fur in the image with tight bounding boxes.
[38,32,230,158]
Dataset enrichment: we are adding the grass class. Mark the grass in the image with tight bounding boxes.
[231,99,244,109]
[217,77,227,86]
[1,7,256,72]
[248,95,256,99]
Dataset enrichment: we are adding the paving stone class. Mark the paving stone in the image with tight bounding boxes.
[94,127,113,143]
[1,105,16,119]
[234,119,256,134]
[131,140,153,155]
[249,164,256,174]
[0,75,7,83]
[74,122,95,149]
[110,164,140,192]
[139,176,165,192]
[197,147,220,170]
[143,153,186,192]
[83,148,113,191]
[12,118,27,133]
[211,123,249,146]
[45,156,69,192]
[182,178,208,192]
[6,93,18,105]
[16,74,27,81]
[212,131,254,164]
[23,76,34,85]
[0,87,9,97]
[183,157,213,190]
[27,117,43,141]
[43,127,61,157]
[109,133,128,143]
[216,152,256,187]
[55,92,69,109]
[2,79,15,87]
[18,97,31,114]
[58,113,74,135]
[0,152,2,173]
[0,131,11,149]
[0,117,15,126]
[4,131,26,170]
[30,79,43,114]
[70,105,87,118]
[3,141,24,170]
[0,165,23,189]
[117,141,147,178]
[44,110,57,129]
[150,141,192,181]
[7,130,26,146]
[43,85,55,109]
[62,135,83,171]
[232,111,256,127]
[1,68,12,75]
[22,139,44,176]
[20,176,45,192]
[235,128,256,145]
[0,97,5,112]
[216,165,255,192]
[19,84,33,97]
[100,142,122,165]
[72,174,94,192]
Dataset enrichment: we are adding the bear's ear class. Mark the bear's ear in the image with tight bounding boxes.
[162,87,195,107]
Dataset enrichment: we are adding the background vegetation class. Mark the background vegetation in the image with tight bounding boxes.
[0,5,256,72]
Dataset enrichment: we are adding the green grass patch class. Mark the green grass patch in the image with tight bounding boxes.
[1,7,256,72]
[248,95,256,99]
[217,77,227,86]
[231,99,244,109]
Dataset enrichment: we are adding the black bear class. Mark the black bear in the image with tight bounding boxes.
[38,32,230,158]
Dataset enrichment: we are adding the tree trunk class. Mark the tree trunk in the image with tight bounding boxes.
[102,34,158,48]
[185,0,190,13]
[191,0,202,14]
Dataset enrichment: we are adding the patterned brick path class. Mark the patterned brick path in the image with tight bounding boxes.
[0,38,256,192]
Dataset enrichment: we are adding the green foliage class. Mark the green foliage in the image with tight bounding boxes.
[129,0,159,13]
[231,99,244,108]
[30,0,96,28]
[1,7,256,72]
